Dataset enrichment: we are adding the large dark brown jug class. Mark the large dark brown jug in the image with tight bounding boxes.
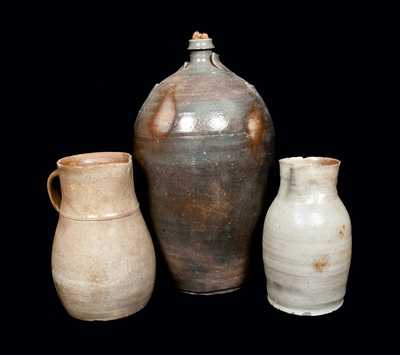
[134,33,274,294]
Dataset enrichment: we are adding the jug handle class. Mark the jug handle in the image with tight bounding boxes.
[47,169,61,213]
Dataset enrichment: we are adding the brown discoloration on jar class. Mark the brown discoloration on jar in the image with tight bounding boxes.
[181,182,231,223]
[313,256,330,272]
[148,88,176,142]
[339,224,346,239]
[134,35,274,294]
[246,101,268,151]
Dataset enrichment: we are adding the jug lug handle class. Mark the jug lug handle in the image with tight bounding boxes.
[178,61,189,71]
[210,52,229,71]
[47,169,61,213]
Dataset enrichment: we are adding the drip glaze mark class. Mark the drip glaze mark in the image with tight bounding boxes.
[148,88,176,141]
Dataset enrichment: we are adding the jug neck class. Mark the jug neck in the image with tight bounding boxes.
[187,33,215,69]
[278,157,340,202]
[189,50,213,65]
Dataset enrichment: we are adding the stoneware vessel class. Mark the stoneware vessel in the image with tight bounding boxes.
[263,157,352,316]
[134,32,274,294]
[47,152,156,321]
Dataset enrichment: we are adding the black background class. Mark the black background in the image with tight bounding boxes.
[20,1,388,347]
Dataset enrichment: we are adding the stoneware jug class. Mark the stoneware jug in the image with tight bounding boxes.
[263,157,352,316]
[134,32,274,294]
[47,152,156,321]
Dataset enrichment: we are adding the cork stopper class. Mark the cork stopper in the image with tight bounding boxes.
[188,31,215,50]
[192,31,209,40]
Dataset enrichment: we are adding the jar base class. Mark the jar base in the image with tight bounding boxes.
[267,296,344,316]
[179,286,241,296]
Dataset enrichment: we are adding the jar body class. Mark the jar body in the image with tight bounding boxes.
[262,157,351,315]
[48,153,156,320]
[134,43,274,294]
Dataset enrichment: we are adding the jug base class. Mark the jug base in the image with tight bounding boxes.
[180,286,241,296]
[267,296,343,316]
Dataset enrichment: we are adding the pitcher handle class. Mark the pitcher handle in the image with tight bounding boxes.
[47,169,61,213]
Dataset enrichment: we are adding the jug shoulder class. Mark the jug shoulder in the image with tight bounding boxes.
[135,68,273,140]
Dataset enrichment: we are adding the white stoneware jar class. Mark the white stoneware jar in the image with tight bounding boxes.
[47,152,156,321]
[263,157,351,316]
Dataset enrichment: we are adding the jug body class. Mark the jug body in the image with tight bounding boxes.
[47,152,156,320]
[263,157,352,315]
[134,34,274,294]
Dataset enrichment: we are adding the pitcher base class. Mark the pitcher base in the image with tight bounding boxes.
[268,296,344,316]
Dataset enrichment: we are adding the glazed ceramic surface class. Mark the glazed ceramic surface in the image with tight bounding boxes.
[47,152,156,321]
[263,157,351,315]
[134,33,274,294]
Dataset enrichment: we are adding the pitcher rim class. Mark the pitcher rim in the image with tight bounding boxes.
[56,152,132,169]
[279,156,341,167]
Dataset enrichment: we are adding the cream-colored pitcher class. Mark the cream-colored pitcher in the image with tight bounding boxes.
[263,157,352,316]
[47,152,156,321]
